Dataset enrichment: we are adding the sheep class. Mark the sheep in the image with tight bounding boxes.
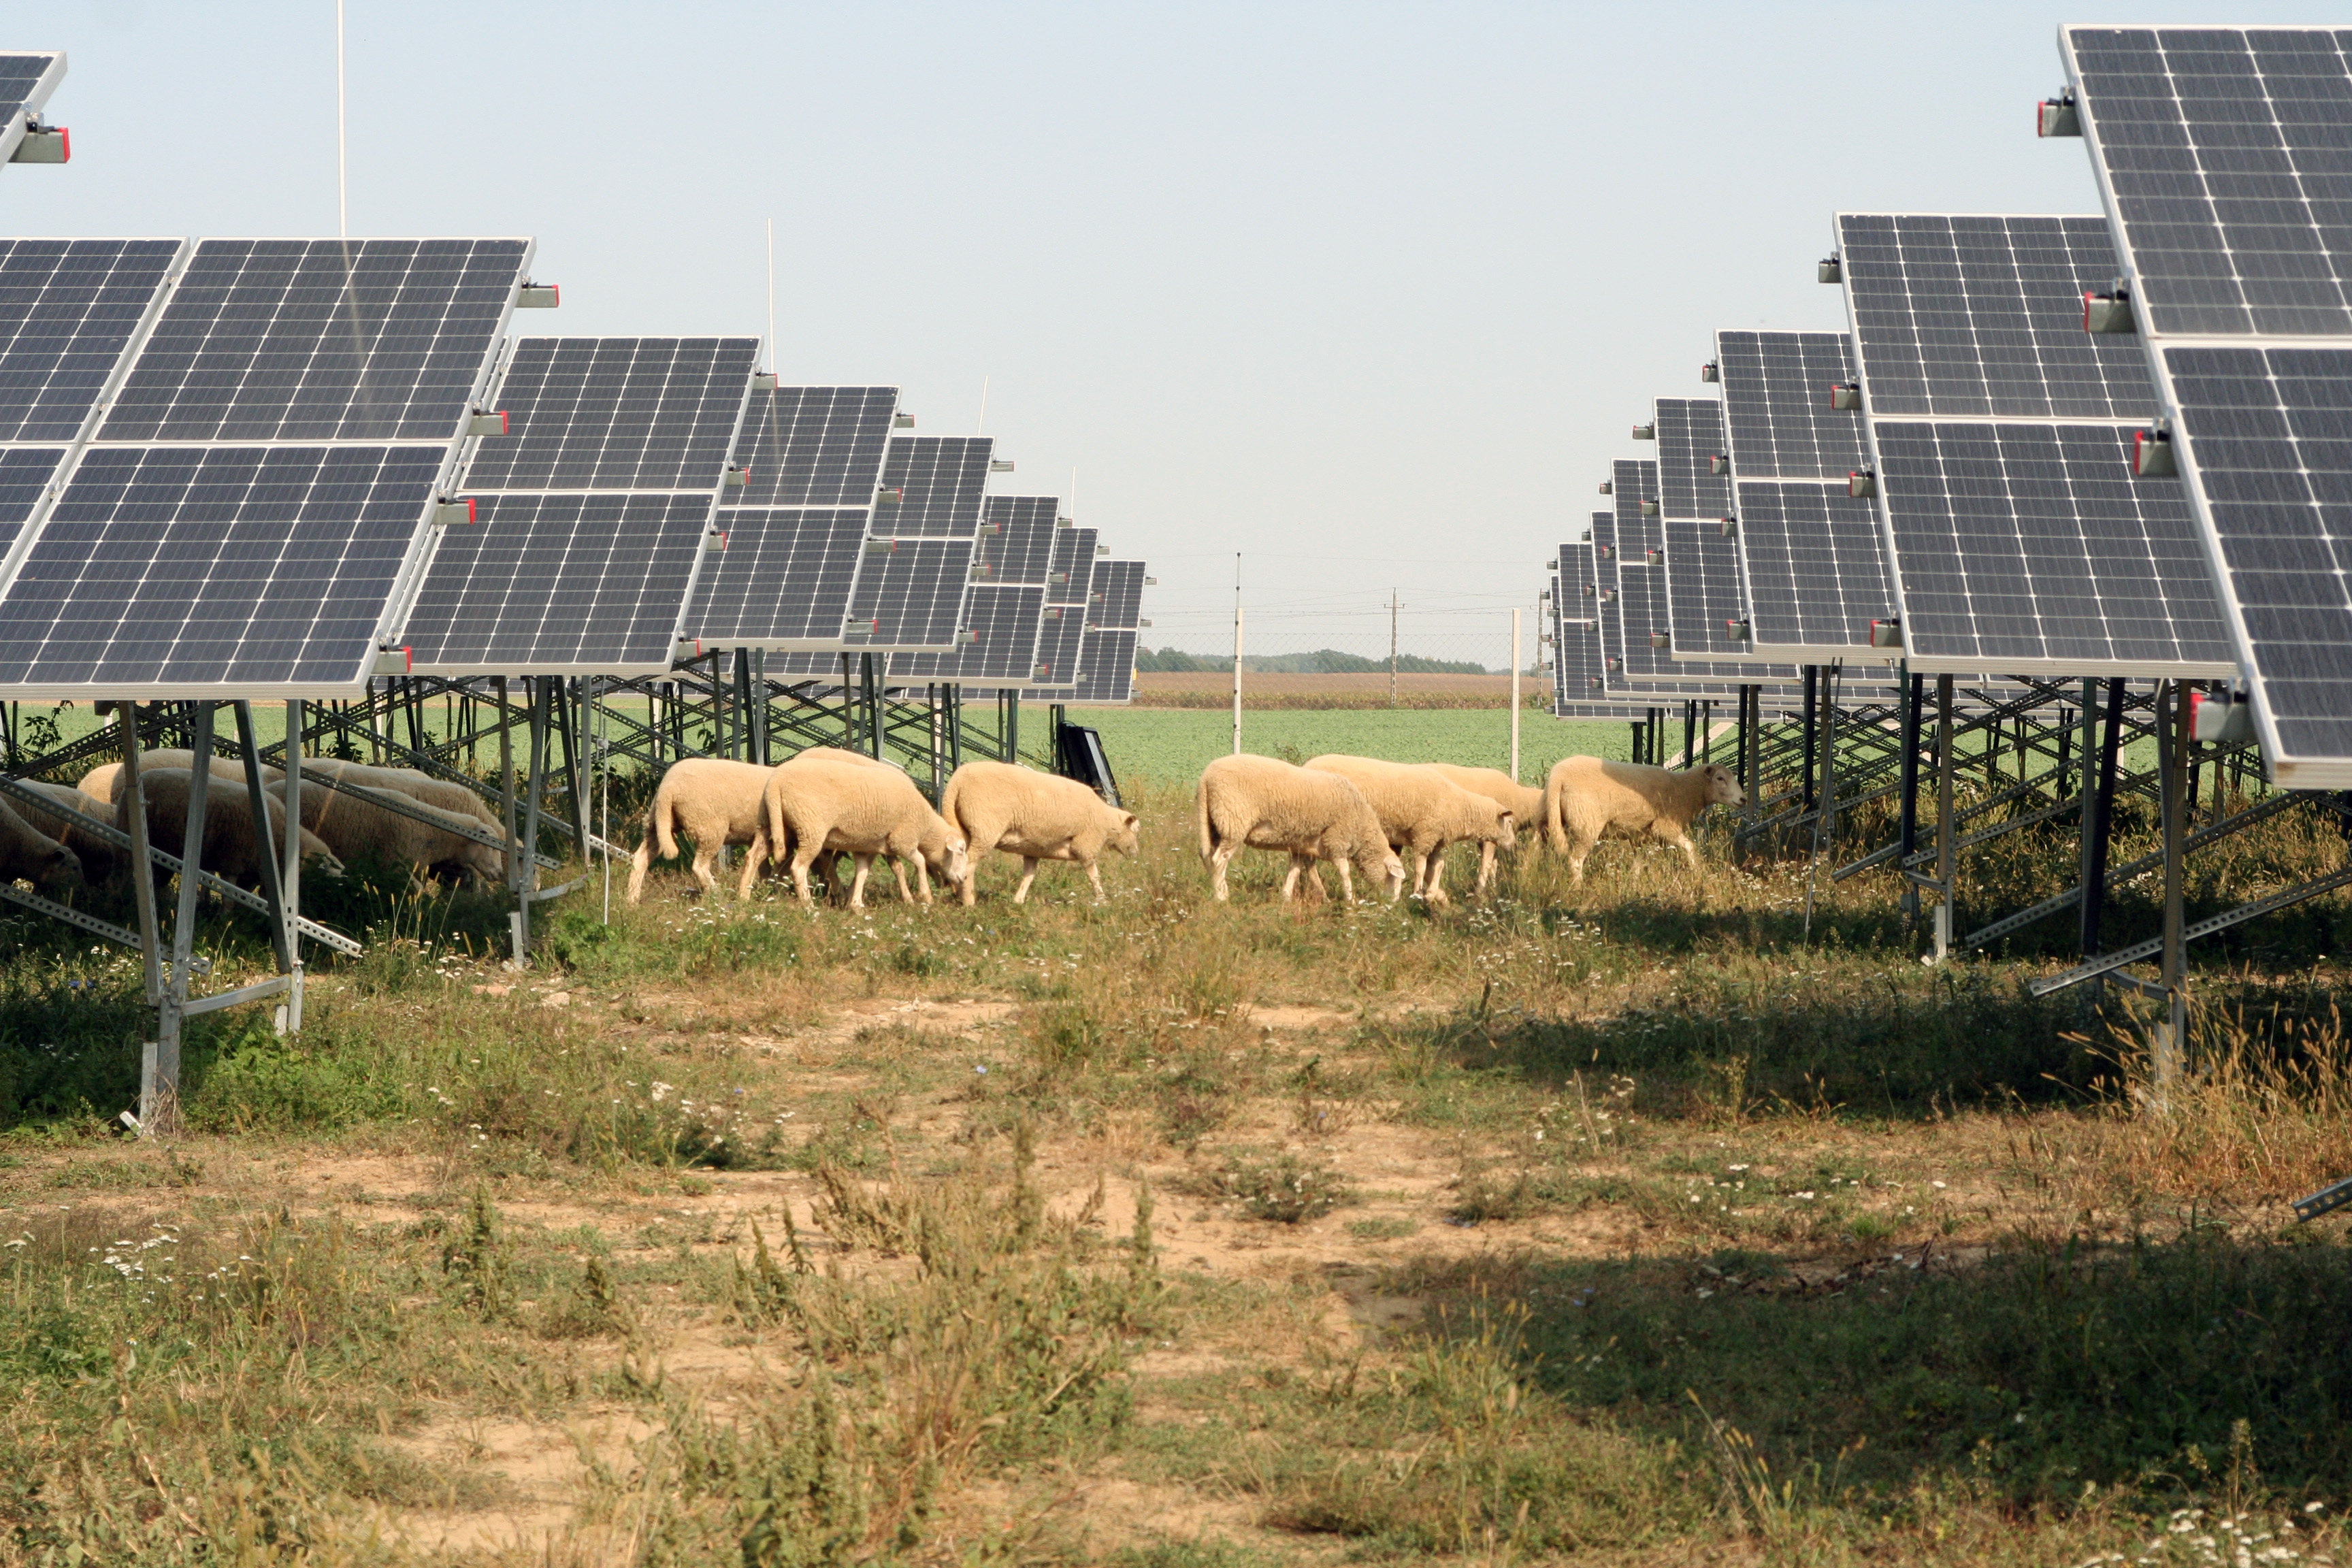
[293,758,503,833]
[9,779,120,880]
[626,758,774,903]
[1303,755,1516,902]
[760,757,970,909]
[270,775,500,887]
[1542,756,1744,884]
[123,770,342,889]
[1194,753,1405,904]
[1420,762,1546,890]
[82,752,282,803]
[940,760,1139,905]
[0,796,84,894]
[732,747,919,900]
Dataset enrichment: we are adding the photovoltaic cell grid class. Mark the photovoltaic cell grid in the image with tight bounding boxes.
[891,497,1062,685]
[400,335,753,674]
[1090,559,1147,632]
[1836,214,2155,419]
[1870,421,2234,675]
[1653,397,1731,519]
[0,240,182,443]
[0,446,446,693]
[2061,26,2352,782]
[462,338,759,492]
[1617,457,1771,683]
[0,238,531,698]
[728,385,899,508]
[0,446,64,549]
[1069,629,1139,706]
[1028,527,1097,691]
[2063,27,2352,339]
[400,494,715,674]
[1590,504,1744,698]
[1715,331,1869,480]
[1734,479,1900,660]
[99,239,527,443]
[687,385,898,651]
[875,436,992,539]
[1836,210,2234,675]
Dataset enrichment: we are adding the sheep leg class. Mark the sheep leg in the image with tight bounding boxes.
[1335,858,1357,904]
[1425,845,1450,905]
[1477,839,1496,896]
[1013,858,1040,904]
[690,845,721,898]
[790,852,819,908]
[1569,837,1593,886]
[736,830,769,900]
[1669,830,1701,875]
[849,853,874,909]
[1280,854,1309,902]
[912,858,933,906]
[1209,840,1237,902]
[1085,860,1105,904]
[961,832,995,906]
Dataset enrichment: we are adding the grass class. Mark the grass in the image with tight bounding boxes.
[0,745,2348,1563]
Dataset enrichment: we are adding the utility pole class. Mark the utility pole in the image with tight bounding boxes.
[1509,607,1522,785]
[1231,554,1243,755]
[1389,589,1400,709]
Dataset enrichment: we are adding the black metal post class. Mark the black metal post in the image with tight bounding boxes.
[2078,677,2127,958]
[1800,666,1818,811]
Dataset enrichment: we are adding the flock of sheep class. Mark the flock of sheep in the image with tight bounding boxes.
[0,740,1744,915]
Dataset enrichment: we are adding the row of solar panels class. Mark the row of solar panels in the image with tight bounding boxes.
[1548,24,2352,790]
[0,50,1146,708]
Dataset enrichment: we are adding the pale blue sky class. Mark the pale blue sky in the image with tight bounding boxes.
[7,2,2336,662]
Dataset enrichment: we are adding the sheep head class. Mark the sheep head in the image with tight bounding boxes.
[1697,763,1744,808]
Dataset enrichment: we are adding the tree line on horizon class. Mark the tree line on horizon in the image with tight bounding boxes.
[1134,647,1497,676]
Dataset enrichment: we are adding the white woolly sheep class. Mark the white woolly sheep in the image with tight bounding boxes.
[940,760,1139,905]
[1303,755,1515,903]
[82,752,282,803]
[0,796,84,894]
[10,779,120,881]
[1195,753,1405,904]
[270,776,497,887]
[626,758,774,902]
[126,771,342,889]
[1542,757,1744,884]
[761,757,970,909]
[295,758,503,833]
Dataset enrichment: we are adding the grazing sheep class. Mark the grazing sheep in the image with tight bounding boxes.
[0,796,84,894]
[1424,761,1546,889]
[82,752,282,803]
[1543,757,1744,884]
[734,747,917,900]
[760,757,970,909]
[940,760,1139,905]
[125,770,341,889]
[295,758,502,832]
[270,776,497,887]
[9,779,120,880]
[1194,753,1405,904]
[1303,755,1515,903]
[626,758,774,903]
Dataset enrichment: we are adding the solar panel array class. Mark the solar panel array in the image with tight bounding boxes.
[685,385,898,651]
[1028,525,1098,693]
[0,52,63,167]
[0,237,532,699]
[892,495,1060,686]
[398,335,756,675]
[1838,210,2236,677]
[1070,558,1147,706]
[2063,24,2352,784]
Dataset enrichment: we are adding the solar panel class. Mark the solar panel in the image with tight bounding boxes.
[1654,397,1732,519]
[1588,507,1759,699]
[1090,559,1147,632]
[1836,210,2234,676]
[1733,479,1901,662]
[2061,25,2352,782]
[838,536,978,651]
[0,53,63,165]
[462,337,760,491]
[1871,420,2233,676]
[0,240,182,443]
[1068,627,1138,706]
[1837,213,2155,419]
[728,385,900,507]
[684,508,869,651]
[1028,525,1096,691]
[2063,26,2352,338]
[875,436,992,538]
[99,238,528,443]
[1715,330,1869,480]
[890,497,1062,685]
[402,493,717,675]
[2154,343,2352,767]
[0,444,446,696]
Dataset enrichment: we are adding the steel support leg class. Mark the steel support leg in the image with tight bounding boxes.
[2153,679,2189,1104]
[281,699,305,1032]
[1933,674,1954,961]
[2079,679,2126,959]
[154,703,215,1136]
